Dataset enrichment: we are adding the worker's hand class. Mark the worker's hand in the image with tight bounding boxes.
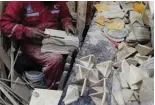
[65,25,76,35]
[28,28,50,40]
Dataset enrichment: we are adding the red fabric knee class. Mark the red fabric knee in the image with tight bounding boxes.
[23,44,65,89]
[42,53,64,89]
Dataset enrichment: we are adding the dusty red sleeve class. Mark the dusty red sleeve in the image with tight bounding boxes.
[0,1,31,40]
[59,2,73,29]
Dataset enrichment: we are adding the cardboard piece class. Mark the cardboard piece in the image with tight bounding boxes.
[41,29,79,54]
[43,29,79,47]
[140,57,154,78]
[121,59,130,73]
[80,78,88,96]
[119,72,129,88]
[126,58,138,66]
[117,42,136,61]
[139,78,154,105]
[76,65,90,80]
[134,27,151,42]
[72,78,89,97]
[112,73,121,93]
[127,65,142,87]
[120,1,134,11]
[12,78,31,102]
[135,44,153,56]
[78,55,95,69]
[90,78,108,105]
[88,69,99,85]
[126,25,151,42]
[129,95,137,101]
[130,11,144,26]
[90,92,104,105]
[63,85,79,104]
[121,89,133,103]
[130,84,140,90]
[134,53,149,65]
[113,91,125,105]
[96,61,112,78]
[29,89,62,105]
[90,79,104,92]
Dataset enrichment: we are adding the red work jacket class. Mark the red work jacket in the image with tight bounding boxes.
[0,1,72,40]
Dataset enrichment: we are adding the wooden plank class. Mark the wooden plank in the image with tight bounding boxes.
[0,86,19,105]
[0,1,3,16]
[0,45,11,71]
[76,1,87,37]
[12,78,32,103]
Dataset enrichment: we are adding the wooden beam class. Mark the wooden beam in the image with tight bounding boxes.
[76,1,87,42]
[0,45,11,71]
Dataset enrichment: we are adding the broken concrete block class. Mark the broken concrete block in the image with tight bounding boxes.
[135,44,153,56]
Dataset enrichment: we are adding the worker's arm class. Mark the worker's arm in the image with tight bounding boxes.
[0,1,48,40]
[59,2,75,34]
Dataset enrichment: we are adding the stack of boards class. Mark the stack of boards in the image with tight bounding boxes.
[42,29,79,54]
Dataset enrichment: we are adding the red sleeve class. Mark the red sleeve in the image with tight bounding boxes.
[0,1,31,40]
[59,2,73,29]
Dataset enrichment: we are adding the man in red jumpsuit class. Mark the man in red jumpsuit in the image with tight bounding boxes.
[0,1,75,89]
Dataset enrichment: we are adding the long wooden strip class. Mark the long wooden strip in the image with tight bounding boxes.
[0,86,19,105]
